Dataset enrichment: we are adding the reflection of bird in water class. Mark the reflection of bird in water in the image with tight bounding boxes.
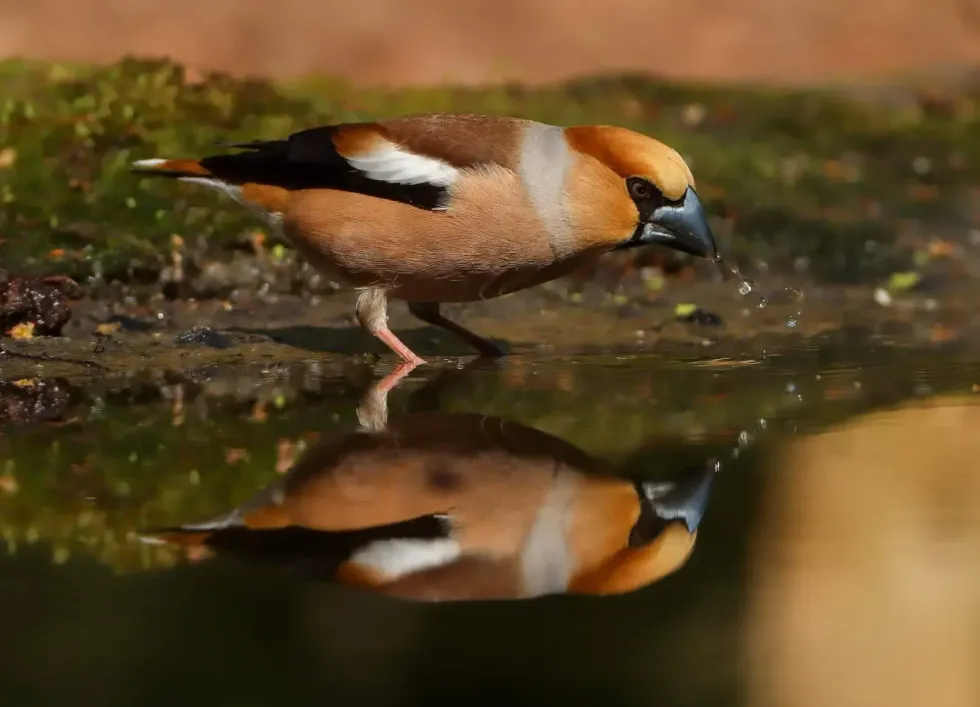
[142,367,717,602]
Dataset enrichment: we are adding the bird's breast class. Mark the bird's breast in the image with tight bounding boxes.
[282,170,599,302]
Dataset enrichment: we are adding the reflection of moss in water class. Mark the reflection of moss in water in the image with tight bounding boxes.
[1,345,977,574]
[1,58,978,284]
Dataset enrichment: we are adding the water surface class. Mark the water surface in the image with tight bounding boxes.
[2,330,979,707]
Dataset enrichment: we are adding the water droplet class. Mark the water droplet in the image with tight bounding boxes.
[738,430,751,446]
[756,296,768,309]
[786,316,798,328]
[738,280,753,296]
[757,418,768,430]
[786,382,797,393]
[713,460,722,473]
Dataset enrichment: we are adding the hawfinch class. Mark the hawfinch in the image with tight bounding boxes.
[133,113,718,363]
[142,410,716,601]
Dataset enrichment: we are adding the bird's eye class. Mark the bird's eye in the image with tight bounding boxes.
[628,178,655,201]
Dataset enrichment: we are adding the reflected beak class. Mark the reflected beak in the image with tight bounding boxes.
[627,186,718,259]
[629,460,718,546]
[643,460,717,533]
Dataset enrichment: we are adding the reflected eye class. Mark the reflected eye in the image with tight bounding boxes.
[627,178,655,201]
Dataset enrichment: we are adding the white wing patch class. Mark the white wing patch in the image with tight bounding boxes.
[349,538,461,581]
[345,141,460,187]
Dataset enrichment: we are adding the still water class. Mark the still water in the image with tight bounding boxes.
[2,329,980,707]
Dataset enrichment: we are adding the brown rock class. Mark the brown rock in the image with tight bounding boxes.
[0,274,83,337]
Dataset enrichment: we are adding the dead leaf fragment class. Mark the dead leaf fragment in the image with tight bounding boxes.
[8,321,35,340]
[96,321,121,336]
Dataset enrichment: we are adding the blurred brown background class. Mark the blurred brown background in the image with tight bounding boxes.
[745,398,980,707]
[2,0,980,86]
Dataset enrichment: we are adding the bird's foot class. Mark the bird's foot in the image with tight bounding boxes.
[474,338,509,358]
[374,326,426,366]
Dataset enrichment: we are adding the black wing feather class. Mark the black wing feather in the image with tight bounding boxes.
[201,126,447,211]
[149,512,453,581]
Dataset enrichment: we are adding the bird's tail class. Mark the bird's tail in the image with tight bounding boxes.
[130,156,290,216]
[138,509,246,548]
[140,527,214,548]
[130,158,214,178]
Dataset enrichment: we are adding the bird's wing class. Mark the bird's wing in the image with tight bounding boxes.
[202,113,531,211]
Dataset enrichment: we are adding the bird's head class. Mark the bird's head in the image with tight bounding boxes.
[564,125,718,260]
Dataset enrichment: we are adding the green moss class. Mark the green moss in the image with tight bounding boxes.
[1,58,978,284]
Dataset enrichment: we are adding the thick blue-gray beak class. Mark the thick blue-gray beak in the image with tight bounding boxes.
[631,186,718,259]
[628,460,718,546]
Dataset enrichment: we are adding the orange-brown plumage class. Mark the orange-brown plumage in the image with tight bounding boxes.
[329,123,387,158]
[563,146,643,251]
[144,158,212,176]
[381,113,526,170]
[564,125,696,200]
[240,183,290,214]
[132,113,717,364]
[569,523,698,595]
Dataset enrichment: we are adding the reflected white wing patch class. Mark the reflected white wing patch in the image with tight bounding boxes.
[345,141,460,187]
[350,538,461,580]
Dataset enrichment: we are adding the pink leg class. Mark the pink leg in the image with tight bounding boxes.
[356,288,426,365]
[375,327,426,365]
[357,360,421,431]
[375,360,422,395]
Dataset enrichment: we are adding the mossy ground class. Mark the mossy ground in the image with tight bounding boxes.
[2,57,979,289]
